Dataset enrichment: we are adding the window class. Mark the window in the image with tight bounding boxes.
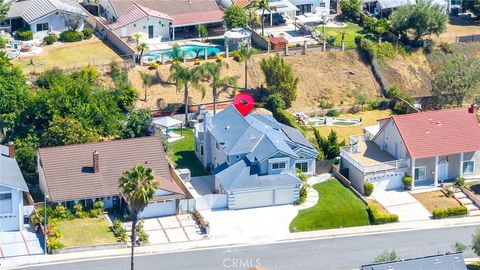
[463,160,475,174]
[272,162,286,170]
[36,23,49,32]
[200,145,204,156]
[295,162,309,173]
[296,4,312,15]
[215,142,220,150]
[0,192,12,214]
[414,167,426,181]
[319,2,326,7]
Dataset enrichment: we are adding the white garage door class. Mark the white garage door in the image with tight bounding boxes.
[140,200,176,218]
[274,189,294,205]
[234,190,273,209]
[369,173,404,192]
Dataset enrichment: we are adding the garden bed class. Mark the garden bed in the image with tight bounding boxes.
[466,181,480,201]
[56,217,118,248]
[412,191,461,213]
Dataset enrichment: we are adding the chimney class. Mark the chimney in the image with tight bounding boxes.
[469,104,478,114]
[8,141,14,158]
[93,151,99,173]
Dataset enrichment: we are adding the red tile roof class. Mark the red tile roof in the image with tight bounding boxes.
[386,106,480,159]
[269,37,288,44]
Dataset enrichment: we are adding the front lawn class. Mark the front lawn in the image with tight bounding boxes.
[290,179,370,232]
[56,218,118,247]
[319,22,365,48]
[412,191,461,213]
[169,128,208,177]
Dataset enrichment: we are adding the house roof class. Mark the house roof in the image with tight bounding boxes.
[0,145,28,192]
[361,252,466,270]
[8,0,86,23]
[378,106,480,159]
[38,136,182,202]
[231,0,251,7]
[109,3,172,30]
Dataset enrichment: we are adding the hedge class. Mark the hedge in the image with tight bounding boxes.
[43,34,58,45]
[368,205,399,225]
[272,108,300,130]
[432,206,467,219]
[60,30,84,42]
[82,28,93,39]
[16,29,33,41]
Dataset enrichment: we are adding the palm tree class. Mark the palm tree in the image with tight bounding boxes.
[168,64,206,125]
[136,42,149,63]
[169,43,184,62]
[198,62,238,115]
[252,0,273,36]
[247,9,262,31]
[118,165,158,270]
[133,33,142,46]
[138,71,152,101]
[237,44,257,90]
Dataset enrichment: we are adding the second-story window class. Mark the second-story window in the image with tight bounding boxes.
[272,162,286,170]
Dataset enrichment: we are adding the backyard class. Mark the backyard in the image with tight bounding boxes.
[169,128,208,177]
[289,178,370,232]
[319,22,365,48]
[412,191,461,213]
[56,218,118,247]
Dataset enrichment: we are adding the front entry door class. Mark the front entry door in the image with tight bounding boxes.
[148,25,154,39]
[438,160,449,182]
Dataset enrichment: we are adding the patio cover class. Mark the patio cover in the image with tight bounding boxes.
[153,116,183,128]
[377,0,415,10]
[255,0,298,15]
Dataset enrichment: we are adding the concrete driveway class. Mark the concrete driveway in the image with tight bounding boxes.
[0,228,43,258]
[373,190,431,221]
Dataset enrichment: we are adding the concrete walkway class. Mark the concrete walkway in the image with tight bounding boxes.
[373,190,431,221]
[298,173,332,210]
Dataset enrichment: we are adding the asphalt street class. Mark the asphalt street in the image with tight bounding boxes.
[19,225,479,270]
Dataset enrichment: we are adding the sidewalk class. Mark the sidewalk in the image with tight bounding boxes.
[3,216,480,269]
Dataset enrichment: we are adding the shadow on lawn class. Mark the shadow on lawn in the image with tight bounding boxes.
[174,150,208,177]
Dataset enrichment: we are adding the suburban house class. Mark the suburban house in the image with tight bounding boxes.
[1,143,29,232]
[37,136,187,218]
[361,252,467,270]
[221,0,330,16]
[99,0,224,40]
[340,105,480,193]
[363,0,462,16]
[194,105,318,209]
[2,0,87,39]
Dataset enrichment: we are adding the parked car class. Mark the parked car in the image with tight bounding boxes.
[263,13,286,25]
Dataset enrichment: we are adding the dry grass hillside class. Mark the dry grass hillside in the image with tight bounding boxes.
[131,50,381,112]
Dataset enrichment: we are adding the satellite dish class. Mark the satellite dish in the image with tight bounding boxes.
[233,93,254,117]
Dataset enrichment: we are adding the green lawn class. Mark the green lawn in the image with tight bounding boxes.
[290,179,370,232]
[170,128,208,177]
[56,218,118,247]
[319,22,365,48]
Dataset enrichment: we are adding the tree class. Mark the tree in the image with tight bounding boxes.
[40,116,99,147]
[252,0,274,36]
[390,0,448,45]
[197,25,208,42]
[340,0,362,23]
[472,227,480,256]
[136,42,149,62]
[223,5,248,29]
[0,0,10,19]
[169,43,184,62]
[122,109,154,139]
[118,165,158,270]
[237,44,257,89]
[432,54,480,108]
[313,129,345,160]
[363,17,389,38]
[373,250,398,263]
[138,71,152,101]
[168,64,205,125]
[133,33,141,46]
[259,54,299,108]
[198,61,238,115]
[247,8,262,30]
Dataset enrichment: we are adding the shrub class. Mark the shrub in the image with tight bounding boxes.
[82,28,93,39]
[296,168,308,182]
[89,201,105,217]
[54,205,69,220]
[194,59,201,65]
[43,34,58,45]
[16,28,33,41]
[272,108,302,132]
[368,205,399,225]
[149,62,160,70]
[363,182,374,196]
[232,50,245,62]
[266,93,286,110]
[73,203,85,218]
[0,37,5,49]
[294,184,308,205]
[457,177,465,187]
[440,42,453,54]
[402,176,412,190]
[60,30,84,42]
[136,219,149,244]
[325,109,339,117]
[423,39,435,54]
[216,55,223,62]
[111,219,128,242]
[432,206,467,219]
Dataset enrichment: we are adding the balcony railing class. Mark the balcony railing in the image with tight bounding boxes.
[340,146,410,174]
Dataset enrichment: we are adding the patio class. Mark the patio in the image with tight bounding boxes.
[348,141,397,166]
[263,24,318,45]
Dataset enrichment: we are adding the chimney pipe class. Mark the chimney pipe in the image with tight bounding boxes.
[469,104,478,114]
[93,151,99,173]
[8,141,14,158]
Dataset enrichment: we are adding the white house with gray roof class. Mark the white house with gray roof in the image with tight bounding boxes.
[194,105,318,209]
[0,143,29,232]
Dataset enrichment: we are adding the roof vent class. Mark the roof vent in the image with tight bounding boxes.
[249,135,256,140]
[93,151,99,173]
[436,121,442,126]
[225,125,230,130]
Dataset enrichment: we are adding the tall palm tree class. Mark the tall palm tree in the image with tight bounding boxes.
[136,42,149,63]
[133,33,142,46]
[198,62,238,115]
[247,9,262,31]
[252,0,273,36]
[168,64,206,125]
[118,165,158,270]
[237,44,257,90]
[138,71,152,101]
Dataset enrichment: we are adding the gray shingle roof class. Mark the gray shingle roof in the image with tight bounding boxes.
[361,253,467,270]
[109,3,172,30]
[0,145,28,192]
[8,0,85,23]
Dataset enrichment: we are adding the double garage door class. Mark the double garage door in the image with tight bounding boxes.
[368,173,404,192]
[140,200,177,218]
[233,188,294,209]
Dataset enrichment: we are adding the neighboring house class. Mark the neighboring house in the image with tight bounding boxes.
[194,105,318,209]
[364,0,462,15]
[361,252,467,270]
[340,105,480,194]
[2,0,87,39]
[100,0,224,40]
[37,137,187,218]
[1,142,29,232]
[221,0,330,16]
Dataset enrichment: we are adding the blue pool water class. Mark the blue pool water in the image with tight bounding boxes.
[143,45,223,62]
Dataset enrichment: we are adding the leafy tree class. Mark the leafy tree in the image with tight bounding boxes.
[138,71,152,101]
[259,54,299,108]
[40,116,99,147]
[136,42,149,62]
[472,227,480,256]
[111,83,137,112]
[252,0,274,36]
[313,129,345,160]
[168,64,205,125]
[197,25,208,41]
[247,8,261,30]
[118,165,158,270]
[266,92,286,111]
[198,61,238,115]
[223,5,248,29]
[122,109,154,139]
[390,0,448,45]
[237,44,257,89]
[340,0,362,22]
[373,250,398,263]
[432,54,480,108]
[0,0,10,19]
[133,33,141,46]
[363,17,389,38]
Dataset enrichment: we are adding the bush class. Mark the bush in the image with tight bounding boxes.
[266,93,286,111]
[296,168,308,182]
[232,50,245,62]
[368,205,399,225]
[216,55,223,62]
[0,37,5,49]
[149,62,160,70]
[402,176,413,190]
[294,184,308,205]
[457,177,465,187]
[82,28,93,39]
[111,219,128,242]
[16,28,33,41]
[432,206,467,219]
[60,30,84,42]
[363,182,374,196]
[325,109,340,117]
[194,59,201,65]
[43,34,58,45]
[89,201,105,217]
[440,42,453,54]
[423,39,435,54]
[54,205,69,220]
[136,219,149,244]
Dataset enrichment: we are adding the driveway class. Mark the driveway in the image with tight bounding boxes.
[373,190,431,221]
[0,228,43,258]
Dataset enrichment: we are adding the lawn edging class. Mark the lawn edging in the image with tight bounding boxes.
[53,242,127,254]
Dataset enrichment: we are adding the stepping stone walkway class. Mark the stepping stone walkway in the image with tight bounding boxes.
[454,191,480,217]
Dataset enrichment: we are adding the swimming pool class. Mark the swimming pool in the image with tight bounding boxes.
[143,45,223,62]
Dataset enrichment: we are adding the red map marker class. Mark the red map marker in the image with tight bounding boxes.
[233,93,255,117]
